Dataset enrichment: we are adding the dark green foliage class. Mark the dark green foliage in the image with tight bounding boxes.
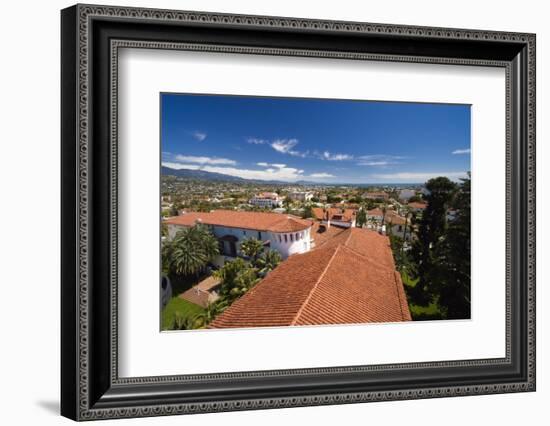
[356,207,367,228]
[240,237,264,261]
[256,249,282,276]
[302,204,314,219]
[162,224,219,276]
[408,175,470,319]
[214,258,260,306]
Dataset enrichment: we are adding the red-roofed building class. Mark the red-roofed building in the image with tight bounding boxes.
[209,227,411,328]
[408,201,428,213]
[312,207,357,228]
[249,192,282,208]
[164,210,313,262]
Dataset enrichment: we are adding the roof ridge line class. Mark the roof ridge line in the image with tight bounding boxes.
[290,245,341,326]
[393,271,408,320]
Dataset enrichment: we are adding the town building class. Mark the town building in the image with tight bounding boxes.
[164,210,312,264]
[179,276,221,308]
[398,189,416,202]
[312,207,357,228]
[408,201,427,213]
[288,191,314,202]
[366,208,385,222]
[209,227,411,328]
[363,191,389,201]
[249,192,282,208]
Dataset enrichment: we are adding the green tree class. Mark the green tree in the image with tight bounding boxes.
[434,174,471,319]
[194,302,222,328]
[256,249,282,275]
[409,177,457,307]
[162,224,219,277]
[214,258,260,305]
[240,237,264,261]
[356,207,367,228]
[283,196,293,213]
[169,203,179,217]
[302,204,314,219]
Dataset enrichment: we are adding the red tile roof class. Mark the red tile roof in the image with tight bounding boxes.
[408,202,427,209]
[385,212,407,226]
[209,228,411,328]
[363,191,389,199]
[310,222,348,248]
[179,288,211,308]
[367,208,384,217]
[312,207,357,223]
[164,210,312,233]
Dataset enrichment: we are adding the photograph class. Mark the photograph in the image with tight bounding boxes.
[159,94,471,330]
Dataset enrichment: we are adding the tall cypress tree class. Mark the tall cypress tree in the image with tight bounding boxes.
[437,174,471,319]
[409,177,457,307]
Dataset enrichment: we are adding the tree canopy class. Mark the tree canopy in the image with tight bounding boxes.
[162,224,219,276]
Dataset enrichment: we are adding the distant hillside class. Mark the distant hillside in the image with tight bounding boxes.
[161,166,248,183]
[161,166,319,185]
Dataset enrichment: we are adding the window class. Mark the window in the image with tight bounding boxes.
[290,234,294,242]
[243,230,246,235]
[284,235,287,243]
[278,235,281,243]
[258,231,262,239]
[296,233,299,240]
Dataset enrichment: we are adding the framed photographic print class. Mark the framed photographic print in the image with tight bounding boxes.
[61,4,536,421]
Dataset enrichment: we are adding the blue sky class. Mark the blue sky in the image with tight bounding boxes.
[161,93,471,184]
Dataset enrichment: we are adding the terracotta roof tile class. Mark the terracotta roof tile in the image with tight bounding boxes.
[164,210,311,233]
[209,228,411,328]
[312,207,357,223]
[310,222,348,248]
[408,202,427,209]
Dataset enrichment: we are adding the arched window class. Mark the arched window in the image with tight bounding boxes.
[290,234,294,242]
[284,234,287,243]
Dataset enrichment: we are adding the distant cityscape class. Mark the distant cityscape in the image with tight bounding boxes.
[159,93,471,331]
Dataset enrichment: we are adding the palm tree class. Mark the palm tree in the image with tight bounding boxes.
[256,249,282,275]
[240,237,264,261]
[163,224,219,277]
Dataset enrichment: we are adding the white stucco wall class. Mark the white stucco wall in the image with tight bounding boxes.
[165,223,311,259]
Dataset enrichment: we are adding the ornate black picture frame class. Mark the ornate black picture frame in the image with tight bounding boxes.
[61,4,536,421]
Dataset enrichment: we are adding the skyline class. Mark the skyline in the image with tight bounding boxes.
[161,93,471,184]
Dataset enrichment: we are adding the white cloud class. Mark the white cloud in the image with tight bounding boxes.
[191,131,207,142]
[370,171,468,182]
[270,139,308,157]
[319,151,353,161]
[359,161,392,166]
[247,138,267,145]
[257,162,287,168]
[174,155,236,165]
[452,148,471,155]
[162,162,306,182]
[162,162,201,170]
[309,172,335,178]
[357,154,404,166]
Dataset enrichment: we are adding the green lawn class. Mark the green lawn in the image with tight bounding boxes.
[401,271,443,320]
[161,297,205,330]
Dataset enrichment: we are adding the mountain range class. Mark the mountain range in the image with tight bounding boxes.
[161,166,320,185]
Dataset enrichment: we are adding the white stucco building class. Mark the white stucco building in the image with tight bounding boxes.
[164,210,312,266]
[288,191,314,202]
[249,192,282,208]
